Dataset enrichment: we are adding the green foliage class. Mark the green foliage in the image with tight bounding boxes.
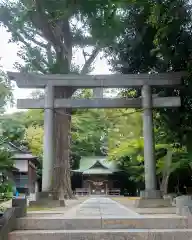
[0,181,13,201]
[105,0,192,151]
[0,118,25,143]
[109,129,192,193]
[1,0,192,194]
[0,142,14,201]
[108,135,144,183]
[107,109,142,151]
[156,145,190,175]
[70,153,81,170]
[0,0,122,74]
[72,109,108,156]
[0,69,13,114]
[23,110,44,127]
[25,126,43,158]
[148,0,191,70]
[105,0,192,189]
[0,146,13,170]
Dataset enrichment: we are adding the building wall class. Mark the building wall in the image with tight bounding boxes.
[13,160,38,195]
[14,160,28,172]
[28,162,37,193]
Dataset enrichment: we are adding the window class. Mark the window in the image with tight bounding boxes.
[15,173,28,188]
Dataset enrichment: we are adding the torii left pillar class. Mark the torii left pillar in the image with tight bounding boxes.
[42,84,55,192]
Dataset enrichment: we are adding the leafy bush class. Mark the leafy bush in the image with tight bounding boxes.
[0,205,5,213]
[0,181,13,201]
[0,146,13,170]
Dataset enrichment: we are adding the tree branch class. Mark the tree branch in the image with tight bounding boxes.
[8,25,32,49]
[81,47,100,74]
[82,49,87,62]
[61,18,72,65]
[31,59,48,74]
[29,0,59,49]
[22,30,48,48]
[72,35,96,47]
[46,43,54,66]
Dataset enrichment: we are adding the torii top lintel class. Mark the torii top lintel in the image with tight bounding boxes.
[7,71,184,89]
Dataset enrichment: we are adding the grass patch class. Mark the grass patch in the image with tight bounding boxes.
[111,197,140,201]
[127,197,140,200]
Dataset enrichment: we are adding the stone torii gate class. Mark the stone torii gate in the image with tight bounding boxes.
[8,71,183,200]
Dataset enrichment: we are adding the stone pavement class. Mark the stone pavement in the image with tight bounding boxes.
[9,197,192,240]
[64,197,140,218]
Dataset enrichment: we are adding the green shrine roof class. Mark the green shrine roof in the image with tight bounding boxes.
[73,156,119,175]
[82,168,114,175]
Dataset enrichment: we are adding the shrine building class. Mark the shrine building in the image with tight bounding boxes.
[72,156,121,195]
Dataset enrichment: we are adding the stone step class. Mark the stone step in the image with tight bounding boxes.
[16,216,190,230]
[9,229,192,240]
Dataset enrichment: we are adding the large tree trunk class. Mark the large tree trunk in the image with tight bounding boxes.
[160,150,172,196]
[49,30,99,201]
[160,175,170,196]
[52,86,74,201]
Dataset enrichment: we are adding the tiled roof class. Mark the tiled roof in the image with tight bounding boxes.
[82,168,114,175]
[72,156,119,174]
[4,142,39,165]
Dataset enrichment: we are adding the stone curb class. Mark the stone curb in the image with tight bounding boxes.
[9,229,192,240]
[16,216,190,230]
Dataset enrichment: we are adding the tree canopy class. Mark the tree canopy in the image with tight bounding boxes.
[1,0,192,196]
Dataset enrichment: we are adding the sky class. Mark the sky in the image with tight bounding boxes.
[0,26,111,113]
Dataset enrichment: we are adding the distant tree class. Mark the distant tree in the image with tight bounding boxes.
[0,68,13,114]
[0,118,25,144]
[25,126,44,158]
[0,145,13,171]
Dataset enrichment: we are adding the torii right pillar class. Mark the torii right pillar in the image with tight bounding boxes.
[141,85,161,199]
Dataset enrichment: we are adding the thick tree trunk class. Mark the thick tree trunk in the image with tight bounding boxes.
[52,86,74,200]
[160,175,170,196]
[160,150,172,196]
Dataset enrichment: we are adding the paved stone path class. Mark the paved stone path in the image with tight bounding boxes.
[64,197,140,218]
[10,197,192,240]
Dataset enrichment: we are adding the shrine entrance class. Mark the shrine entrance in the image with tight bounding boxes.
[8,71,183,201]
[87,179,108,195]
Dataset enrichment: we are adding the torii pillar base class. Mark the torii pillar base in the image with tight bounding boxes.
[140,190,161,199]
[29,192,66,207]
[136,190,171,208]
[134,198,171,208]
